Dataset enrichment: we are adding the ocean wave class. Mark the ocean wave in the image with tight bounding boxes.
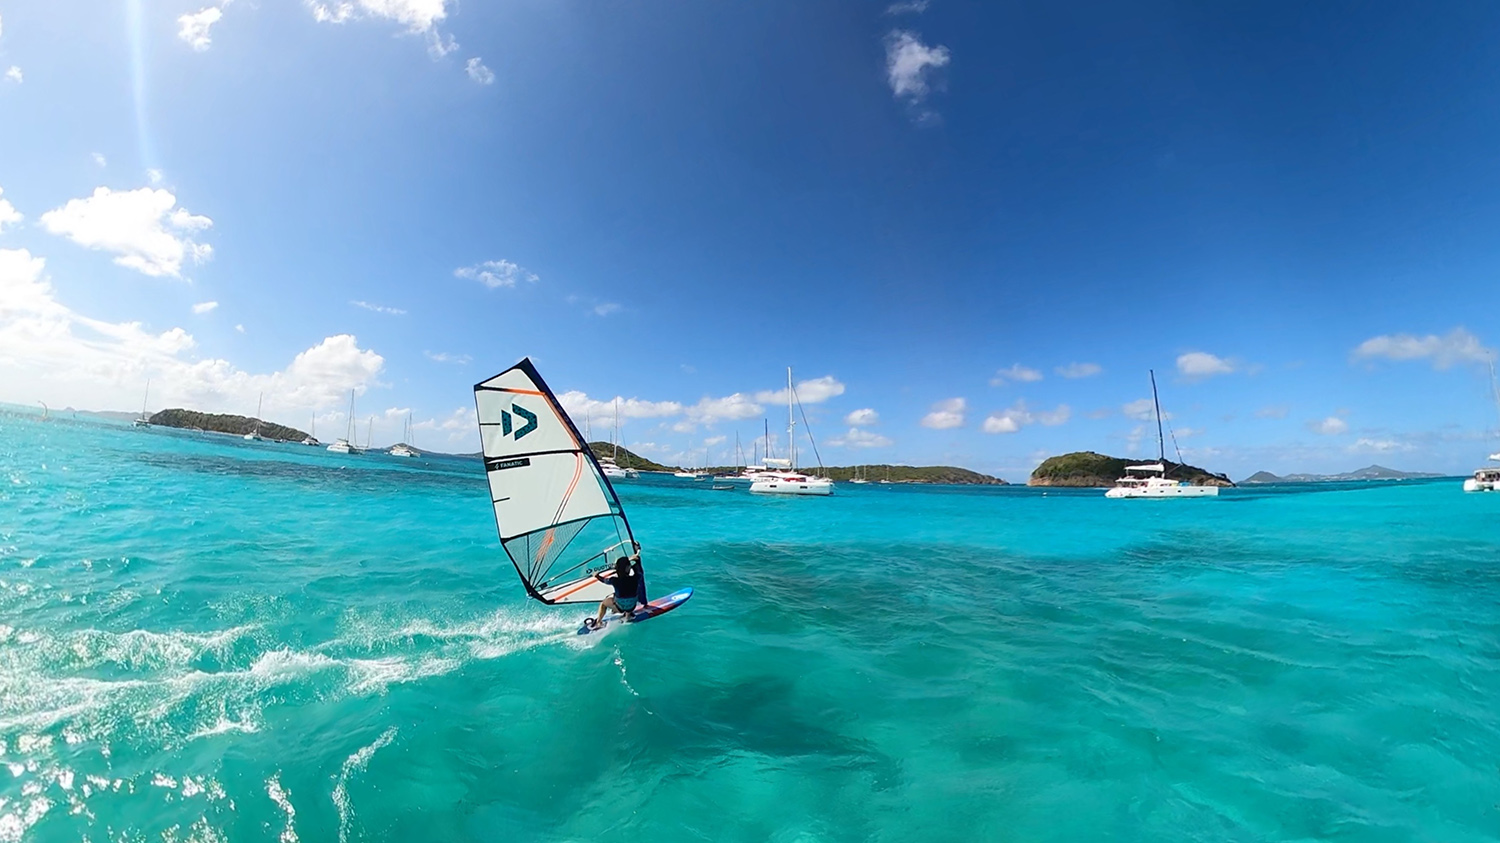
[332,727,398,843]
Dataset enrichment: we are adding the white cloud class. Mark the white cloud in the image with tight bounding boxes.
[177,6,225,51]
[557,391,685,424]
[1349,437,1412,453]
[755,375,846,406]
[844,408,879,426]
[885,0,929,14]
[1123,398,1158,421]
[684,393,762,426]
[989,364,1043,386]
[235,324,245,333]
[455,259,537,289]
[351,300,406,315]
[423,350,471,365]
[0,248,385,417]
[147,169,164,185]
[981,413,1020,434]
[307,0,447,31]
[466,57,495,85]
[191,301,218,315]
[1056,362,1102,379]
[0,188,21,232]
[981,401,1070,434]
[1177,351,1234,379]
[92,153,108,168]
[1351,328,1493,370]
[1037,404,1071,426]
[39,187,212,278]
[1173,426,1203,439]
[593,302,621,317]
[4,67,20,85]
[921,397,965,429]
[885,30,949,104]
[828,428,893,448]
[1255,405,1289,419]
[1307,416,1349,435]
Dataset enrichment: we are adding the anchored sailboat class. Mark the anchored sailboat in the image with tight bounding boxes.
[473,358,693,620]
[389,413,418,457]
[243,393,265,441]
[1105,370,1218,499]
[327,391,366,454]
[1463,357,1500,492]
[132,380,152,428]
[750,367,834,496]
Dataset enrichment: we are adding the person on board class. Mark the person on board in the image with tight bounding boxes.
[587,549,647,627]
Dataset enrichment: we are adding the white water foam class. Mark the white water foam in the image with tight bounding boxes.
[265,773,297,843]
[331,727,397,843]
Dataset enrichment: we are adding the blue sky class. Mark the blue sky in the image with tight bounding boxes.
[2,0,1499,480]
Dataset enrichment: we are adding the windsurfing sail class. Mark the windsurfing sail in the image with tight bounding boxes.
[474,358,636,605]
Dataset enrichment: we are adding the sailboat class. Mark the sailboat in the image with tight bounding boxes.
[1105,370,1218,499]
[473,358,693,624]
[327,391,366,454]
[302,412,321,446]
[750,368,834,496]
[1463,357,1500,492]
[243,393,265,441]
[389,413,419,457]
[132,380,152,428]
[598,398,638,479]
[850,464,869,484]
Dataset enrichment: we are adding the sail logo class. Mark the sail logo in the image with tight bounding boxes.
[499,404,539,440]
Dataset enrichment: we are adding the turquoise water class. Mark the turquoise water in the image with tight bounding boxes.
[2,409,1499,842]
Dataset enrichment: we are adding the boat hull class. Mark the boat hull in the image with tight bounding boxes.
[1105,485,1219,499]
[749,477,834,496]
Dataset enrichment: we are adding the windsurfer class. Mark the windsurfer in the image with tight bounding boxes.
[589,551,646,626]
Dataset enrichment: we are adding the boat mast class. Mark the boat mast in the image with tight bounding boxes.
[786,367,796,470]
[1150,369,1165,463]
[141,379,150,420]
[346,390,356,442]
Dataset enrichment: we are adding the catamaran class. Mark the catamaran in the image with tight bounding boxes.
[327,391,366,454]
[302,412,320,446]
[389,413,418,457]
[1463,359,1500,492]
[132,380,152,428]
[1105,370,1218,499]
[599,398,638,479]
[474,358,692,624]
[750,368,834,496]
[243,393,265,441]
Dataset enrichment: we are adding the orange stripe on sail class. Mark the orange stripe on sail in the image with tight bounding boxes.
[493,387,546,396]
[552,575,604,600]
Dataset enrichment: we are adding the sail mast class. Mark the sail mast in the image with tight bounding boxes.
[786,367,796,470]
[141,379,150,420]
[1150,369,1165,462]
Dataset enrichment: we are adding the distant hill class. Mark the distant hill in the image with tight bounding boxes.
[1240,465,1443,484]
[149,408,309,442]
[1029,451,1232,487]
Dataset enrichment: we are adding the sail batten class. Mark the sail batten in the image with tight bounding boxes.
[474,358,634,605]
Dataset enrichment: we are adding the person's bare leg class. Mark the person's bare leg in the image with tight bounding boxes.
[594,596,618,624]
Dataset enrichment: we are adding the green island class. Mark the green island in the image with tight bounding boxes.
[148,409,311,442]
[1029,451,1233,487]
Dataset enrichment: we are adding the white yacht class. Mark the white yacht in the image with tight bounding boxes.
[1462,361,1500,492]
[598,399,637,479]
[850,464,870,484]
[243,393,265,441]
[327,391,366,454]
[132,380,152,428]
[389,413,419,457]
[1463,456,1500,492]
[750,368,834,496]
[1105,370,1219,499]
[302,412,321,446]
